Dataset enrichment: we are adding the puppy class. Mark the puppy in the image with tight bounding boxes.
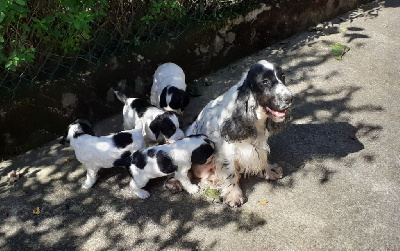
[150,62,190,114]
[60,120,145,189]
[114,91,185,145]
[113,134,216,198]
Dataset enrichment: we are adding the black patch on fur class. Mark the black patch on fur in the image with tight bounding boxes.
[112,132,133,149]
[191,143,214,165]
[147,149,156,158]
[131,150,147,169]
[131,99,153,118]
[149,112,177,139]
[221,86,257,142]
[113,151,132,169]
[168,86,190,111]
[156,150,177,174]
[160,87,168,108]
[74,122,96,138]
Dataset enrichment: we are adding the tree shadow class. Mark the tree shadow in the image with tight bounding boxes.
[0,1,393,250]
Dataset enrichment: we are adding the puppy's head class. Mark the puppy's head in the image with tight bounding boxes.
[190,135,217,184]
[59,119,95,145]
[149,111,184,143]
[245,60,293,123]
[160,86,190,114]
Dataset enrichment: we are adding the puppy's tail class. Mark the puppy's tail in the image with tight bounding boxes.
[114,91,128,103]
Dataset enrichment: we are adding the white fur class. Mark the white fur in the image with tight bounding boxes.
[65,123,145,189]
[125,135,214,198]
[151,62,187,113]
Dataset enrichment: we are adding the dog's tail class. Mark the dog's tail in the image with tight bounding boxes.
[114,91,128,103]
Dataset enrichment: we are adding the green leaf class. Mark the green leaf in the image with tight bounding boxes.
[0,12,5,23]
[332,43,350,60]
[205,187,220,200]
[0,35,4,43]
[15,0,27,6]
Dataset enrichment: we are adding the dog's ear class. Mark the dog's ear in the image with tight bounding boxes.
[59,132,69,145]
[180,91,190,111]
[221,88,257,142]
[159,87,168,109]
[149,115,163,138]
[160,116,176,139]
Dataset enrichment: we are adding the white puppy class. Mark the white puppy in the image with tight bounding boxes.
[113,134,216,199]
[60,120,145,189]
[150,62,190,114]
[114,91,185,145]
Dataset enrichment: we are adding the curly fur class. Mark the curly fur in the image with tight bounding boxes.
[185,60,293,207]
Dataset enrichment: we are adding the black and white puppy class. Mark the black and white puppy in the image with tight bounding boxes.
[185,60,293,207]
[150,62,190,114]
[114,91,185,145]
[60,120,145,189]
[113,134,216,198]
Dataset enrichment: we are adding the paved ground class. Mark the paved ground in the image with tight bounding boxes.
[1,0,399,250]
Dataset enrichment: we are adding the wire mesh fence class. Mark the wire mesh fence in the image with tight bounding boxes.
[0,0,256,99]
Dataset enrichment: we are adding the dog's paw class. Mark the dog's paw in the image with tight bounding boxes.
[81,180,94,189]
[185,184,199,194]
[163,177,183,192]
[135,189,150,199]
[262,164,283,180]
[220,186,245,207]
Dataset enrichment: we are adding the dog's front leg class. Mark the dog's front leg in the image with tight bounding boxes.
[174,169,199,194]
[217,143,245,207]
[82,166,99,189]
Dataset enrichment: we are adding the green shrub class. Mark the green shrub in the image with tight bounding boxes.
[0,0,108,72]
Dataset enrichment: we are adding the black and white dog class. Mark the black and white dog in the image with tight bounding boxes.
[113,134,216,199]
[114,91,185,145]
[150,62,190,114]
[185,60,293,207]
[60,120,145,189]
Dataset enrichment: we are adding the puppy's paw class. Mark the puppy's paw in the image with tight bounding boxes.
[185,184,199,194]
[81,180,94,189]
[163,177,183,192]
[220,186,245,207]
[135,189,150,199]
[262,164,283,180]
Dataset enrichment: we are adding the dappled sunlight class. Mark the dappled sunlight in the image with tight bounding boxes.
[1,1,399,249]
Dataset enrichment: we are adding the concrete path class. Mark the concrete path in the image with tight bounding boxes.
[1,0,399,250]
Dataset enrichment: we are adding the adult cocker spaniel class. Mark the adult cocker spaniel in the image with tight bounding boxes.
[185,60,293,207]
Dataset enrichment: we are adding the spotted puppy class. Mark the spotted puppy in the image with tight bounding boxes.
[60,120,145,189]
[113,134,215,198]
[150,62,190,114]
[114,91,185,145]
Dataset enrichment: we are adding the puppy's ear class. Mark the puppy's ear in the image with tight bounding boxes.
[159,87,168,109]
[180,91,190,111]
[149,115,162,138]
[160,116,176,139]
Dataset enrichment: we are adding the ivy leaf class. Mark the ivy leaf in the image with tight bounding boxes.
[205,187,220,200]
[332,43,350,60]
